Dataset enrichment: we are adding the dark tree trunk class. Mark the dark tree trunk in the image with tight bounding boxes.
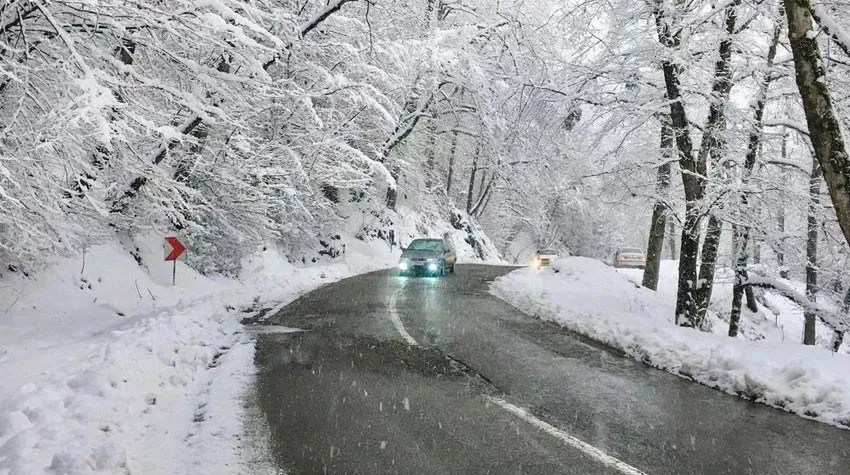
[730,16,782,336]
[425,117,437,190]
[386,164,400,211]
[731,229,759,336]
[445,129,458,194]
[654,2,703,327]
[696,214,723,319]
[643,118,673,291]
[777,208,786,271]
[654,0,738,328]
[785,0,850,249]
[466,141,480,214]
[804,159,821,345]
[693,2,739,322]
[667,219,678,260]
[676,217,702,327]
[834,287,850,351]
[729,225,749,337]
[777,134,788,275]
[753,238,761,265]
[425,0,437,28]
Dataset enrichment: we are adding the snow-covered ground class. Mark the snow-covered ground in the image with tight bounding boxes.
[0,234,399,475]
[491,258,850,429]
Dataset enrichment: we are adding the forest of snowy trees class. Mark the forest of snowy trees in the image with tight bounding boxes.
[1,0,849,343]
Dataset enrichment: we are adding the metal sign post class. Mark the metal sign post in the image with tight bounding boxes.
[163,236,187,286]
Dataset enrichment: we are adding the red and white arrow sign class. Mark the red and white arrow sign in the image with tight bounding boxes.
[164,236,187,261]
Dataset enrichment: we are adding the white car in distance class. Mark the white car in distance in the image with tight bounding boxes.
[531,249,558,268]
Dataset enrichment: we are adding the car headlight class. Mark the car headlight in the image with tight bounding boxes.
[399,261,409,270]
[427,262,438,271]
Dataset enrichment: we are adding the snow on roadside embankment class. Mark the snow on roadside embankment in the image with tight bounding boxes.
[491,257,850,429]
[0,236,398,475]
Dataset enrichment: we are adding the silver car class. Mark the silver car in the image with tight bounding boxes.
[613,247,646,269]
[398,238,457,276]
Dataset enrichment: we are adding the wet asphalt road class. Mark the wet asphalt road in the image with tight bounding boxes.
[250,265,850,474]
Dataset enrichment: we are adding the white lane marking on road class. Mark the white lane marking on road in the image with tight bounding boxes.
[388,287,419,346]
[486,396,647,475]
[388,281,641,474]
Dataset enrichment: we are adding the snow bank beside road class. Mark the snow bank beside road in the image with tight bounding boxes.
[491,257,850,429]
[0,236,399,475]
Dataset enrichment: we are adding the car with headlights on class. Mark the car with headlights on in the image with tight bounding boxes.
[398,238,456,276]
[531,249,558,268]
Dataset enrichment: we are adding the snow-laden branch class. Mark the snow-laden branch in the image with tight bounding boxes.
[763,119,810,136]
[742,275,850,332]
[299,0,360,37]
[810,4,850,58]
[262,0,361,71]
[34,2,92,77]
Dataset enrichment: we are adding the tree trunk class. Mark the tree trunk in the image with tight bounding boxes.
[696,214,723,320]
[466,141,480,214]
[654,0,739,328]
[777,208,786,272]
[778,133,788,275]
[667,219,678,260]
[730,225,746,337]
[693,2,739,323]
[785,0,850,249]
[834,287,850,351]
[804,158,821,345]
[445,129,458,194]
[730,15,782,337]
[730,224,757,337]
[425,117,437,190]
[643,118,673,290]
[386,164,400,211]
[425,0,437,28]
[653,1,704,327]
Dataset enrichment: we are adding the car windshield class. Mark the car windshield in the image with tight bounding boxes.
[621,248,643,254]
[407,239,444,251]
[538,249,557,255]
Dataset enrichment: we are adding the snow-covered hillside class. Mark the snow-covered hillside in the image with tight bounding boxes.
[492,258,850,429]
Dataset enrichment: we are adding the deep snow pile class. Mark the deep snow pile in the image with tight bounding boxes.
[615,261,842,348]
[0,234,400,474]
[491,257,850,429]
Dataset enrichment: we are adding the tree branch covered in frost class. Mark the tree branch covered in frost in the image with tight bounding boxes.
[742,274,850,333]
[810,3,850,58]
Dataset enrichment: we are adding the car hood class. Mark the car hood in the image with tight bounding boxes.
[401,249,440,260]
